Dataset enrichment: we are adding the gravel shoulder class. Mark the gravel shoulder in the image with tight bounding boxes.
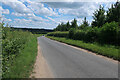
[30,41,53,78]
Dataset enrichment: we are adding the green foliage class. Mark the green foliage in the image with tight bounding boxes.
[54,18,78,31]
[71,18,78,29]
[68,27,99,42]
[106,2,120,23]
[50,22,120,46]
[1,23,37,78]
[66,21,71,31]
[4,35,37,78]
[84,27,99,42]
[54,22,68,31]
[98,22,119,44]
[73,30,85,40]
[79,17,89,29]
[47,31,69,38]
[72,22,119,45]
[69,28,76,39]
[92,5,106,27]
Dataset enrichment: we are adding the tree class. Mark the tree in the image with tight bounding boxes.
[71,18,78,29]
[54,23,61,31]
[66,21,70,31]
[92,5,106,27]
[106,1,120,23]
[83,17,89,27]
[79,17,89,29]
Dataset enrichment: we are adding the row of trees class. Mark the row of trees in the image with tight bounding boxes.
[54,2,120,31]
[48,22,119,45]
[50,1,120,45]
[92,2,120,27]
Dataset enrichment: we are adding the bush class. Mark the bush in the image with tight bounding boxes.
[98,22,119,45]
[69,28,76,39]
[48,22,120,46]
[2,26,31,77]
[47,31,69,38]
[69,27,98,42]
[73,30,85,40]
[84,27,99,42]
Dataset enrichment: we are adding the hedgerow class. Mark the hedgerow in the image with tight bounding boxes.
[47,22,120,46]
[47,31,69,38]
[1,23,32,77]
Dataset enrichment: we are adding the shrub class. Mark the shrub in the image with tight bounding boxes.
[47,31,68,38]
[69,28,76,39]
[73,30,85,40]
[2,26,31,77]
[48,22,119,46]
[99,22,119,44]
[84,27,99,42]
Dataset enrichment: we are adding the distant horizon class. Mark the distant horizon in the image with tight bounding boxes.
[9,26,54,30]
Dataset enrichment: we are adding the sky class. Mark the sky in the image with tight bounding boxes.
[0,0,117,29]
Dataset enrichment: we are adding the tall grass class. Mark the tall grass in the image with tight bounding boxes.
[4,35,38,78]
[1,23,41,78]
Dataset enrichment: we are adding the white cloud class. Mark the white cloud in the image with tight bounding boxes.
[58,2,99,18]
[2,0,32,14]
[12,12,35,17]
[0,6,10,14]
[2,0,58,17]
[2,9,9,14]
[2,17,12,22]
[31,0,117,2]
[12,12,49,22]
[29,16,49,22]
[45,16,59,23]
[1,0,116,29]
[27,1,58,16]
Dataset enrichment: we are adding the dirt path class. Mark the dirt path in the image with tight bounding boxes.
[30,42,53,78]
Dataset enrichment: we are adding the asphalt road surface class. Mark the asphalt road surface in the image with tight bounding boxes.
[38,36,118,78]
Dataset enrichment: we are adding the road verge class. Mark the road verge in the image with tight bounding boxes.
[30,40,53,78]
[47,36,119,62]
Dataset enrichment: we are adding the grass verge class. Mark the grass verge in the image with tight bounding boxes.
[3,34,40,78]
[47,36,119,61]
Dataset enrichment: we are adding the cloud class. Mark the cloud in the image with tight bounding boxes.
[29,16,49,22]
[45,16,59,23]
[27,1,58,16]
[0,6,10,14]
[50,2,114,18]
[1,0,115,29]
[11,18,57,29]
[12,12,49,22]
[57,2,99,17]
[1,15,12,22]
[11,12,35,17]
[1,0,116,2]
[2,0,32,14]
[2,0,58,17]
[44,2,85,9]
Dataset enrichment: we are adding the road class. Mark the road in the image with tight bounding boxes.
[38,36,118,78]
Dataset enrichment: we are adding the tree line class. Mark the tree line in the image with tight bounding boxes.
[48,2,120,46]
[54,2,120,31]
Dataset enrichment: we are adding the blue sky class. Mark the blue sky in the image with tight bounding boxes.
[0,0,116,29]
